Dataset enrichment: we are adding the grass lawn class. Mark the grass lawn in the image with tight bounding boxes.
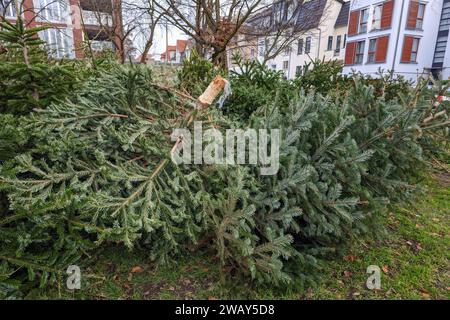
[30,176,449,300]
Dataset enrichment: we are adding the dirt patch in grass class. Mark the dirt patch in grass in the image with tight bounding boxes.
[432,172,450,187]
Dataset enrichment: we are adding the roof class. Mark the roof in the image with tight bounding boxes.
[294,0,328,31]
[246,0,329,32]
[176,40,188,53]
[334,1,350,28]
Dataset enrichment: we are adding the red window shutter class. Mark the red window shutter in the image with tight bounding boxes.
[401,36,414,62]
[375,36,389,62]
[407,1,419,29]
[345,42,356,65]
[381,0,394,29]
[348,10,360,36]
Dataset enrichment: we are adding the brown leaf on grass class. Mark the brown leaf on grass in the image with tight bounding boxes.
[208,296,218,300]
[382,265,389,274]
[343,270,352,278]
[429,232,441,237]
[419,288,430,298]
[131,266,144,273]
[344,255,357,262]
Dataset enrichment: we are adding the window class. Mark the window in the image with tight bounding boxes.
[274,3,283,24]
[295,65,302,77]
[343,34,346,48]
[367,39,377,63]
[407,1,426,30]
[335,35,341,56]
[283,46,290,56]
[271,64,277,70]
[283,60,289,70]
[36,0,69,23]
[305,36,311,54]
[355,41,365,64]
[39,28,74,59]
[297,39,303,55]
[327,36,333,51]
[410,38,420,62]
[439,1,450,32]
[286,2,294,20]
[258,40,265,56]
[401,36,420,63]
[359,8,369,33]
[169,50,176,61]
[366,36,389,63]
[416,3,425,29]
[372,4,382,30]
[1,0,16,17]
[433,34,448,66]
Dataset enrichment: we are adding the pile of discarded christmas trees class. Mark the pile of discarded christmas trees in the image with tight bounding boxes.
[0,20,448,296]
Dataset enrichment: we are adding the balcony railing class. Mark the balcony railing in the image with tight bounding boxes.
[91,40,114,51]
[82,10,113,27]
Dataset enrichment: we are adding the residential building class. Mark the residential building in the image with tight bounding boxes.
[431,0,450,80]
[343,0,443,82]
[0,0,124,59]
[136,53,156,65]
[248,0,350,79]
[226,25,258,71]
[160,39,189,64]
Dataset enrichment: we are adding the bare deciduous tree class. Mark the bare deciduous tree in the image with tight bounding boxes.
[154,0,271,68]
[125,0,165,63]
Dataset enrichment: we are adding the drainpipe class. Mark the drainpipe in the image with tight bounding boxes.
[288,42,293,79]
[316,27,322,60]
[392,0,407,76]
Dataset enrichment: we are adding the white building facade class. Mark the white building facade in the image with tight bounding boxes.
[256,0,350,79]
[343,0,444,82]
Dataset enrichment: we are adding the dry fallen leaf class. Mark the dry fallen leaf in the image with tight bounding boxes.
[343,270,352,278]
[131,266,144,273]
[382,265,389,274]
[344,255,357,262]
[208,296,218,300]
[419,289,430,298]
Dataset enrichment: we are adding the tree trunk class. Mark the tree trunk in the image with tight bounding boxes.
[212,48,228,69]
